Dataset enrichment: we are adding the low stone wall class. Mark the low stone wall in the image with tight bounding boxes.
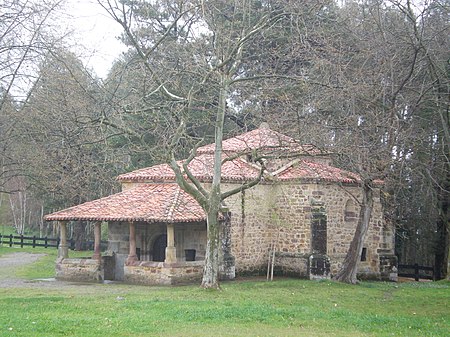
[274,252,309,277]
[124,261,204,285]
[56,258,102,282]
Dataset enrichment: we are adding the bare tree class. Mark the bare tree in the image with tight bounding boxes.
[0,0,63,107]
[98,0,448,285]
[98,0,322,288]
[14,49,119,241]
[0,0,63,197]
[290,0,450,283]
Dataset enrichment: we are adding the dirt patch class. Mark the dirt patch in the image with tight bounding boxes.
[0,252,45,269]
[0,252,64,288]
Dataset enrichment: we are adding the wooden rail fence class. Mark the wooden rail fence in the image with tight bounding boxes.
[398,263,436,281]
[0,234,107,251]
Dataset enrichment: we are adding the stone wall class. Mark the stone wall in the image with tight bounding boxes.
[56,258,102,282]
[173,223,207,261]
[124,261,204,285]
[223,184,276,274]
[223,181,394,280]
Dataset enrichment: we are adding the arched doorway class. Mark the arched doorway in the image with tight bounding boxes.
[152,234,167,262]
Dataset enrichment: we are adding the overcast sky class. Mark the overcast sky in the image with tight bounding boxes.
[61,0,127,78]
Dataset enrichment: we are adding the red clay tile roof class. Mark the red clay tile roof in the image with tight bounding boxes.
[44,184,206,223]
[117,153,261,182]
[117,163,175,182]
[117,158,364,185]
[45,127,376,223]
[275,160,360,184]
[118,127,326,182]
[196,127,322,156]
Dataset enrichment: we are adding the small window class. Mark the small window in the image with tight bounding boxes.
[361,247,367,262]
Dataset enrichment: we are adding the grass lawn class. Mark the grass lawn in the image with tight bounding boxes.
[0,246,449,336]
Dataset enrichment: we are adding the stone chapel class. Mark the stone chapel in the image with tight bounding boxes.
[45,125,398,284]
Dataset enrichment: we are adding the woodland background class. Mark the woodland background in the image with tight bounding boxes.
[0,0,448,278]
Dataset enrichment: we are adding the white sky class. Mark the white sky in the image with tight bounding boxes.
[61,0,128,78]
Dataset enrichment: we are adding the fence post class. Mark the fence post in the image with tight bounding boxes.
[9,234,12,247]
[414,263,419,281]
[44,237,48,248]
[20,235,24,248]
[32,236,36,248]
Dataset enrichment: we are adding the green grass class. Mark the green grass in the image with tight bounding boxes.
[0,247,449,336]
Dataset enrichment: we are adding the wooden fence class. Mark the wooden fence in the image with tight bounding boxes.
[398,263,436,281]
[0,234,107,251]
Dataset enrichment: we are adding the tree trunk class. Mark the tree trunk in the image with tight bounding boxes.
[334,181,374,284]
[200,76,228,289]
[201,205,221,288]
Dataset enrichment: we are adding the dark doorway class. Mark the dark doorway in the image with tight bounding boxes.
[311,206,327,255]
[152,234,167,262]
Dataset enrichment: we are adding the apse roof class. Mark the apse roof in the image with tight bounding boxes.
[196,125,322,156]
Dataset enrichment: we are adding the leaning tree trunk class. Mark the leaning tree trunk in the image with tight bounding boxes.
[334,181,374,284]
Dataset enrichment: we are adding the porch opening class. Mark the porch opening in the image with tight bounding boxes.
[153,234,167,262]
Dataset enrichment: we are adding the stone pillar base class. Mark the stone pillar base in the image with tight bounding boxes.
[165,246,177,263]
[58,244,68,259]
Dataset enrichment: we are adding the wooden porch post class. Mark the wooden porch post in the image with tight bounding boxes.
[92,221,102,261]
[127,221,137,263]
[165,223,176,263]
[58,221,69,259]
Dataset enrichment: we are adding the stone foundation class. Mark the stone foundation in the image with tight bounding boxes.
[308,254,331,280]
[274,252,309,277]
[56,258,102,282]
[124,261,204,285]
[379,254,398,281]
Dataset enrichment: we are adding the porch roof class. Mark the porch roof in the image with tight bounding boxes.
[44,184,206,223]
